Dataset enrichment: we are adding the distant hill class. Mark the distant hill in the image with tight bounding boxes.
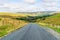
[0,11,56,18]
[17,11,55,16]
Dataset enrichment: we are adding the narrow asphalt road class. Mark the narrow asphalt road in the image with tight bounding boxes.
[0,23,58,40]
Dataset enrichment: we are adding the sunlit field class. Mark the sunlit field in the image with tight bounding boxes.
[37,13,60,33]
[0,12,60,37]
[0,12,29,37]
[0,12,37,17]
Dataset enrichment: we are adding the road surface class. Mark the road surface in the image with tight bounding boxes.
[0,23,58,40]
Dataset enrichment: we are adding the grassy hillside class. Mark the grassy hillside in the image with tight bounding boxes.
[0,12,60,37]
[37,13,60,33]
[0,12,29,37]
[43,13,60,25]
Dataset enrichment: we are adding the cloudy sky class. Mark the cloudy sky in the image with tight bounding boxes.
[0,0,60,12]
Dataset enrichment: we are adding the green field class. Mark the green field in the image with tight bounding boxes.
[37,13,60,33]
[43,13,60,25]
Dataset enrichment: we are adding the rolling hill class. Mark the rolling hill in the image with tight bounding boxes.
[0,12,29,37]
[37,13,60,33]
[43,13,60,25]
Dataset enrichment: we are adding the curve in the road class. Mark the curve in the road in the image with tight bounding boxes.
[0,23,58,40]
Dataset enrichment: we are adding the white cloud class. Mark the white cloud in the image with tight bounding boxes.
[0,0,60,12]
[0,0,38,12]
[43,0,60,2]
[40,0,60,11]
[23,0,36,4]
[0,3,39,12]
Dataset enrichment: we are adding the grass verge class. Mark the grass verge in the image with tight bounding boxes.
[37,22,60,33]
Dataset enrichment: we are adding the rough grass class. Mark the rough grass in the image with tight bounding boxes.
[0,18,28,37]
[46,25,60,33]
[43,13,60,25]
[0,12,29,37]
[36,13,60,33]
[0,24,11,37]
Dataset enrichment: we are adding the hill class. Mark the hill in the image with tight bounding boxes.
[37,13,60,33]
[0,12,29,37]
[43,13,60,25]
